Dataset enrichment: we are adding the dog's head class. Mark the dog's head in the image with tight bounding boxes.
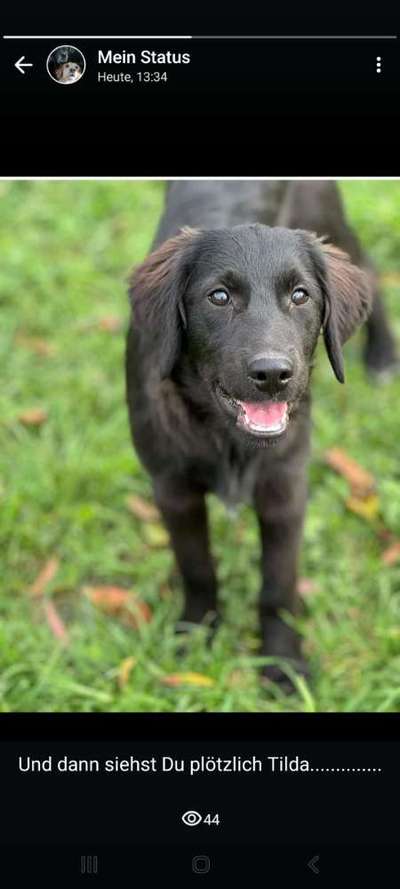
[55,62,81,82]
[130,224,371,441]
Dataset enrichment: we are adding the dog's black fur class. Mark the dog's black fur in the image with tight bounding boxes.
[48,46,83,76]
[126,181,394,686]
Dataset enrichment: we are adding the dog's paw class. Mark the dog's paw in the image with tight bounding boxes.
[262,657,310,694]
[260,618,310,693]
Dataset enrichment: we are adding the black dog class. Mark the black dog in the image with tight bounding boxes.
[126,181,394,686]
[48,46,83,80]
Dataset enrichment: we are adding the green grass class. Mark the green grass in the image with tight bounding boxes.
[1,179,400,712]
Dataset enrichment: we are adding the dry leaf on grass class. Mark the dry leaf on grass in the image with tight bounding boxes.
[142,524,169,548]
[126,494,160,522]
[346,493,380,522]
[97,316,123,332]
[18,408,48,427]
[117,655,138,689]
[29,557,60,597]
[325,448,380,523]
[15,334,56,357]
[43,600,69,646]
[381,541,400,566]
[161,672,215,688]
[325,448,376,498]
[84,585,152,628]
[77,316,123,334]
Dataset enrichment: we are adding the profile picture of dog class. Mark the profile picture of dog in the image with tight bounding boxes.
[47,45,86,85]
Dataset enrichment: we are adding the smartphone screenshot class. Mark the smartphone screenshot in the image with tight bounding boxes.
[1,7,399,884]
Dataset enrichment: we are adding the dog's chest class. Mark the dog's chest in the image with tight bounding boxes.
[213,443,260,509]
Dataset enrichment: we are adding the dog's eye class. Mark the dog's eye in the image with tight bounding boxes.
[291,288,309,306]
[208,289,230,306]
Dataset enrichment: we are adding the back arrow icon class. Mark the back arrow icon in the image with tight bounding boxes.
[308,855,320,874]
[15,56,33,74]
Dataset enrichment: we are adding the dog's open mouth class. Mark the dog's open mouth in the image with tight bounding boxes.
[215,383,289,437]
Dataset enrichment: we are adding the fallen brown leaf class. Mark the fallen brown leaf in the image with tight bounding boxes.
[382,541,400,566]
[85,585,129,609]
[346,493,380,522]
[142,523,169,548]
[84,585,152,628]
[325,448,376,498]
[161,672,215,688]
[97,316,123,332]
[126,494,160,522]
[117,655,137,689]
[15,334,56,357]
[43,600,69,646]
[29,557,60,597]
[18,408,48,427]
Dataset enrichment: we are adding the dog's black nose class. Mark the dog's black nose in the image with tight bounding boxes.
[248,355,294,393]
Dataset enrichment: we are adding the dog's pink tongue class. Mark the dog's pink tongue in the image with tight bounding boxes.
[241,401,287,427]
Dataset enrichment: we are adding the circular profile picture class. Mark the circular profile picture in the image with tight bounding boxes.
[47,45,86,85]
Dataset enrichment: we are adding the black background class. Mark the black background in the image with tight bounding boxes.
[1,5,399,173]
[1,715,400,883]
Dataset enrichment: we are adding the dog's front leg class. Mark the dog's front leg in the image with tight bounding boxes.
[254,467,308,686]
[154,477,218,625]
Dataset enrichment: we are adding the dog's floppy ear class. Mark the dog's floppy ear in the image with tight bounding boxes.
[313,239,372,383]
[129,227,199,379]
